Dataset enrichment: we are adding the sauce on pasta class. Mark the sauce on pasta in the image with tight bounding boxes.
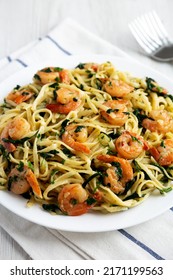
[0,61,173,216]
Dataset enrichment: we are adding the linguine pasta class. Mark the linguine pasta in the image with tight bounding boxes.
[0,61,173,216]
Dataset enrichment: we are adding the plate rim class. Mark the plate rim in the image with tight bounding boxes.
[0,54,173,233]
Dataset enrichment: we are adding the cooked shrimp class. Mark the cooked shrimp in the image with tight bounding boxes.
[115,131,149,160]
[46,87,81,114]
[104,79,134,98]
[58,184,90,216]
[100,100,129,126]
[62,124,90,154]
[34,67,70,85]
[6,89,34,106]
[150,139,173,166]
[97,154,133,194]
[0,118,30,152]
[142,110,173,134]
[8,165,42,198]
[59,69,71,84]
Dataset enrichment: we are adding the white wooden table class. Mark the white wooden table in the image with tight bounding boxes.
[0,0,173,260]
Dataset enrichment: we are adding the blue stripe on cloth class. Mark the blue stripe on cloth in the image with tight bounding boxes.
[118,229,164,260]
[16,59,28,67]
[46,35,71,55]
[7,56,12,62]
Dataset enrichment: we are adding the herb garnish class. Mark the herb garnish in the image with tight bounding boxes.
[13,85,21,90]
[86,197,96,205]
[28,161,34,171]
[0,144,9,159]
[133,109,148,127]
[75,63,85,69]
[42,204,61,214]
[54,67,63,72]
[41,67,52,73]
[33,74,41,81]
[82,172,102,188]
[8,175,18,191]
[40,150,59,159]
[62,147,73,158]
[2,134,35,145]
[112,162,122,180]
[17,161,24,172]
[59,119,70,137]
[131,135,142,144]
[74,126,85,133]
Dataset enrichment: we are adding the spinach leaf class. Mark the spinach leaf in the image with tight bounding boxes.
[112,162,122,180]
[42,204,61,214]
[62,147,73,158]
[133,109,148,127]
[0,144,9,159]
[75,63,85,69]
[59,119,70,138]
[82,172,102,188]
[40,150,59,159]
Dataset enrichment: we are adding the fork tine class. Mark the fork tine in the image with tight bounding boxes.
[129,22,153,54]
[134,17,161,48]
[141,12,162,46]
[151,11,171,44]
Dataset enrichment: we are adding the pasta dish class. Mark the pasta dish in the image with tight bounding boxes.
[0,61,173,216]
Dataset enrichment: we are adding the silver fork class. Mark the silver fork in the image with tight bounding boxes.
[129,11,173,62]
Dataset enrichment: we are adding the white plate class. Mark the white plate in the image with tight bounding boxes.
[0,55,173,232]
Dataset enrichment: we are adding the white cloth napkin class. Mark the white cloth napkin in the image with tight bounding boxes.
[0,18,173,260]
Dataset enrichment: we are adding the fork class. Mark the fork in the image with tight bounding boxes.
[129,11,173,62]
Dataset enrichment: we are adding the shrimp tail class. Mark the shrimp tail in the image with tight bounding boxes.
[1,140,16,153]
[26,169,42,198]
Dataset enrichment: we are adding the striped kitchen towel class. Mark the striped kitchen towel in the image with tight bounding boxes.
[0,18,173,260]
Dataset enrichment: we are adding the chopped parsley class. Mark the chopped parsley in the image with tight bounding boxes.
[146,77,156,91]
[111,162,122,180]
[42,203,61,214]
[160,187,173,194]
[0,144,9,159]
[54,67,63,72]
[86,197,96,205]
[133,109,148,127]
[74,125,85,133]
[13,85,21,90]
[21,91,30,96]
[133,160,142,172]
[49,82,59,89]
[160,140,166,148]
[33,74,41,81]
[8,175,18,191]
[2,134,34,145]
[75,63,85,69]
[131,135,142,144]
[79,84,84,90]
[55,77,60,83]
[17,161,24,172]
[28,161,34,171]
[62,147,73,158]
[106,108,119,114]
[82,172,102,188]
[50,170,58,184]
[40,150,59,159]
[42,67,52,72]
[59,119,70,137]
